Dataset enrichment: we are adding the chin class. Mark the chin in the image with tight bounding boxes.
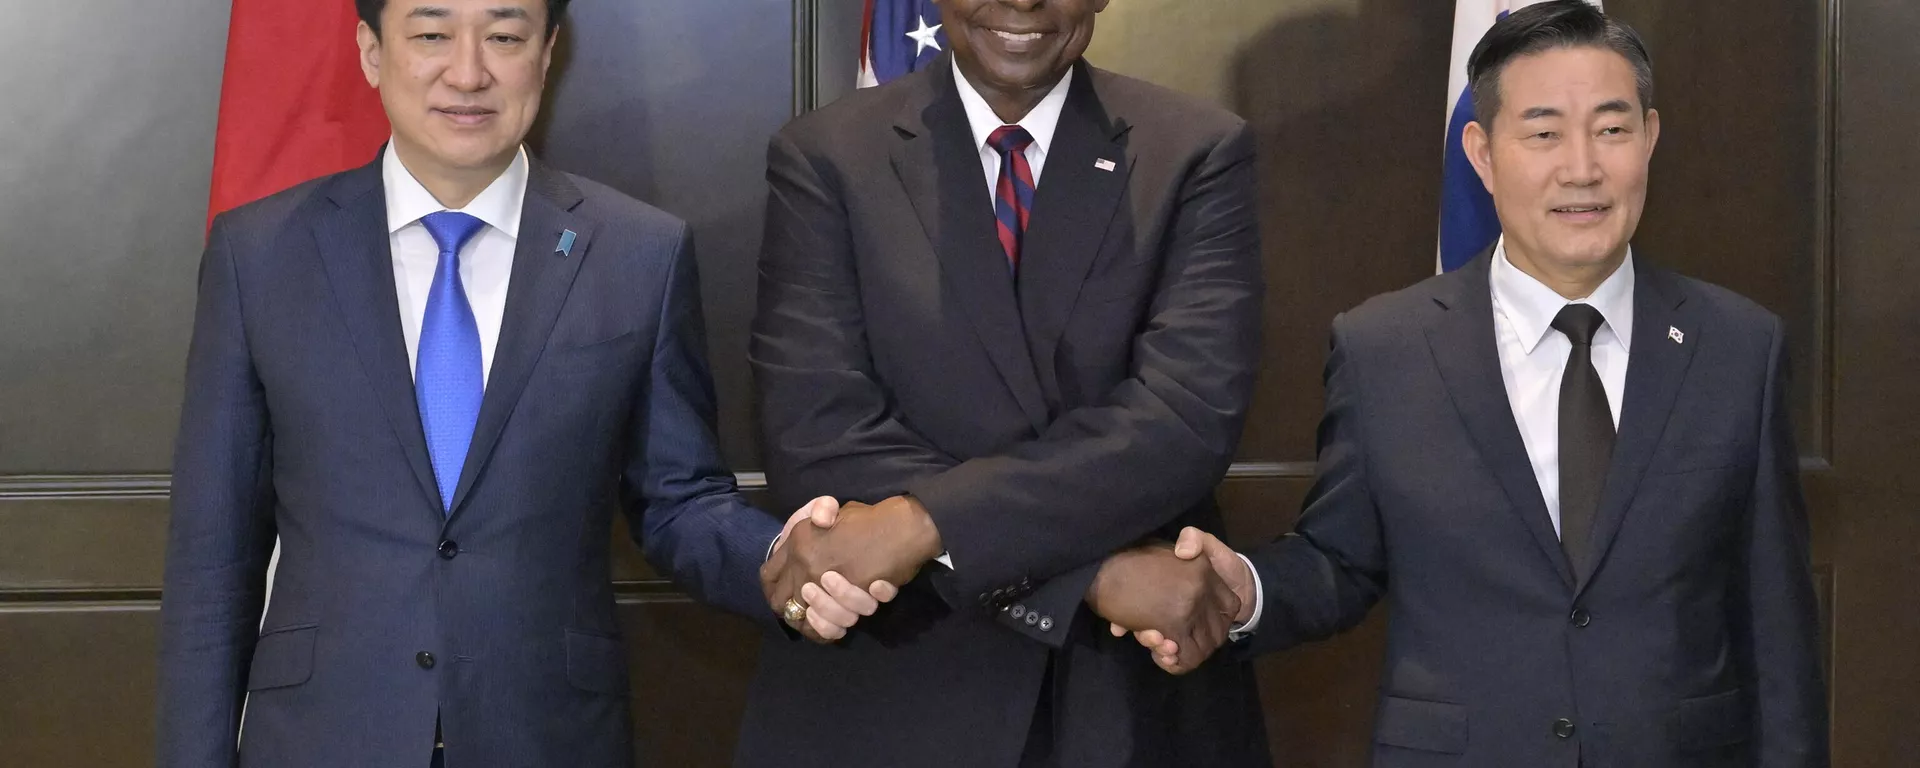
[1548,245,1623,270]
[435,138,515,169]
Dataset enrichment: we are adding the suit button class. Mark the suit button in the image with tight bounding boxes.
[1553,718,1575,739]
[1038,616,1054,632]
[1570,608,1591,627]
[438,540,459,560]
[1010,604,1027,620]
[416,651,436,670]
[1025,612,1040,627]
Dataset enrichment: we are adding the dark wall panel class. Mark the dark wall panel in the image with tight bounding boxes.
[532,0,799,468]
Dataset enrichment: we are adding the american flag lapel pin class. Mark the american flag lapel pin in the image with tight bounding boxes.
[1669,326,1685,344]
[1094,158,1116,172]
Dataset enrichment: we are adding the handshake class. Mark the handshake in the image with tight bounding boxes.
[760,496,1256,674]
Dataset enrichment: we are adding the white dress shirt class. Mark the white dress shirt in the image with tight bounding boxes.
[1234,239,1635,638]
[383,142,529,387]
[1491,238,1634,535]
[953,58,1072,205]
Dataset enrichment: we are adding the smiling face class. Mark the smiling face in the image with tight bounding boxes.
[1465,45,1660,283]
[936,0,1108,106]
[357,0,555,182]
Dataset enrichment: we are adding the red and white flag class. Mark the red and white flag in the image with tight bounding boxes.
[206,0,388,225]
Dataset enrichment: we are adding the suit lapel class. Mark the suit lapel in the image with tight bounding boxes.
[446,160,593,517]
[309,158,443,512]
[891,56,1048,430]
[1018,62,1132,375]
[1576,261,1697,592]
[1424,253,1576,588]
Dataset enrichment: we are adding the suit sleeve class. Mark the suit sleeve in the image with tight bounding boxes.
[1237,315,1388,658]
[904,123,1263,624]
[156,217,279,768]
[625,224,783,627]
[1739,316,1829,766]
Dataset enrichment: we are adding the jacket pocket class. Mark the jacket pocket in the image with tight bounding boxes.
[247,623,318,691]
[565,629,630,696]
[1671,688,1751,751]
[1373,695,1468,754]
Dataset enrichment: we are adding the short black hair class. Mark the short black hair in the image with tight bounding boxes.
[1468,0,1654,129]
[356,0,572,39]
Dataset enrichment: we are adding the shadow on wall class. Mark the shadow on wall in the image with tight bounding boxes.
[1223,2,1452,765]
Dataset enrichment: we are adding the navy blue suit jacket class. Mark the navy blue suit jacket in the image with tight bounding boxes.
[157,156,780,768]
[1244,253,1827,767]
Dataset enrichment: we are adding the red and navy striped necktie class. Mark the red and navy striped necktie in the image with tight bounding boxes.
[987,125,1036,273]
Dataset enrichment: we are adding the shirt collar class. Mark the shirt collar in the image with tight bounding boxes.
[952,57,1073,160]
[1490,236,1637,355]
[382,141,530,238]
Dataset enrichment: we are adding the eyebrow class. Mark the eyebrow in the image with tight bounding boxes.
[488,7,531,22]
[1518,106,1562,121]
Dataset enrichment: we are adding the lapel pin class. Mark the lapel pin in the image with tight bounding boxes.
[1093,158,1116,172]
[1669,326,1685,344]
[556,229,577,257]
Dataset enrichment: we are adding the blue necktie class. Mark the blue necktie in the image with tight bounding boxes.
[417,211,488,514]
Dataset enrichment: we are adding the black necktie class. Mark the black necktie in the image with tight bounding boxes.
[1551,304,1613,576]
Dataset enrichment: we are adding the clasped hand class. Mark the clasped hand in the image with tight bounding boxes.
[1087,527,1255,674]
[760,496,943,643]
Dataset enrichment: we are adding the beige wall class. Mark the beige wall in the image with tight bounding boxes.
[1086,0,1363,107]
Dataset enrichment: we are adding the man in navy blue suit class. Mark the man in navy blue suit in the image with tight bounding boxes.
[156,2,878,766]
[1114,3,1827,766]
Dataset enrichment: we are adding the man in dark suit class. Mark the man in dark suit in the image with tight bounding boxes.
[1120,3,1828,766]
[743,0,1269,765]
[156,2,877,766]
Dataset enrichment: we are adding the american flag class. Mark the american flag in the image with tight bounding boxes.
[858,0,947,88]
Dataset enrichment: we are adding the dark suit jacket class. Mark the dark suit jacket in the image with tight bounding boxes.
[741,55,1269,767]
[1244,252,1828,767]
[157,156,782,768]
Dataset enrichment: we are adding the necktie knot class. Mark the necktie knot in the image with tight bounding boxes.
[422,211,487,258]
[1551,303,1607,347]
[987,125,1035,156]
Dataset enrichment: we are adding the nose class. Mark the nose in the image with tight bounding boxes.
[442,34,491,93]
[1559,132,1604,188]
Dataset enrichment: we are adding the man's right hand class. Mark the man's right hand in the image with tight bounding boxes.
[1085,539,1244,675]
[1113,527,1255,673]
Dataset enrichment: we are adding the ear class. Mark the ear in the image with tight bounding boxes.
[541,25,559,77]
[1642,107,1661,158]
[1463,119,1496,195]
[356,21,382,88]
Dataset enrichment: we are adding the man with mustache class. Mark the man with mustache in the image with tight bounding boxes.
[155,2,876,766]
[747,0,1269,765]
[1119,3,1828,766]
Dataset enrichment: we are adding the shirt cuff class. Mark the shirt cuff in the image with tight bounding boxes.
[765,532,783,563]
[1227,552,1263,641]
[935,552,954,569]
